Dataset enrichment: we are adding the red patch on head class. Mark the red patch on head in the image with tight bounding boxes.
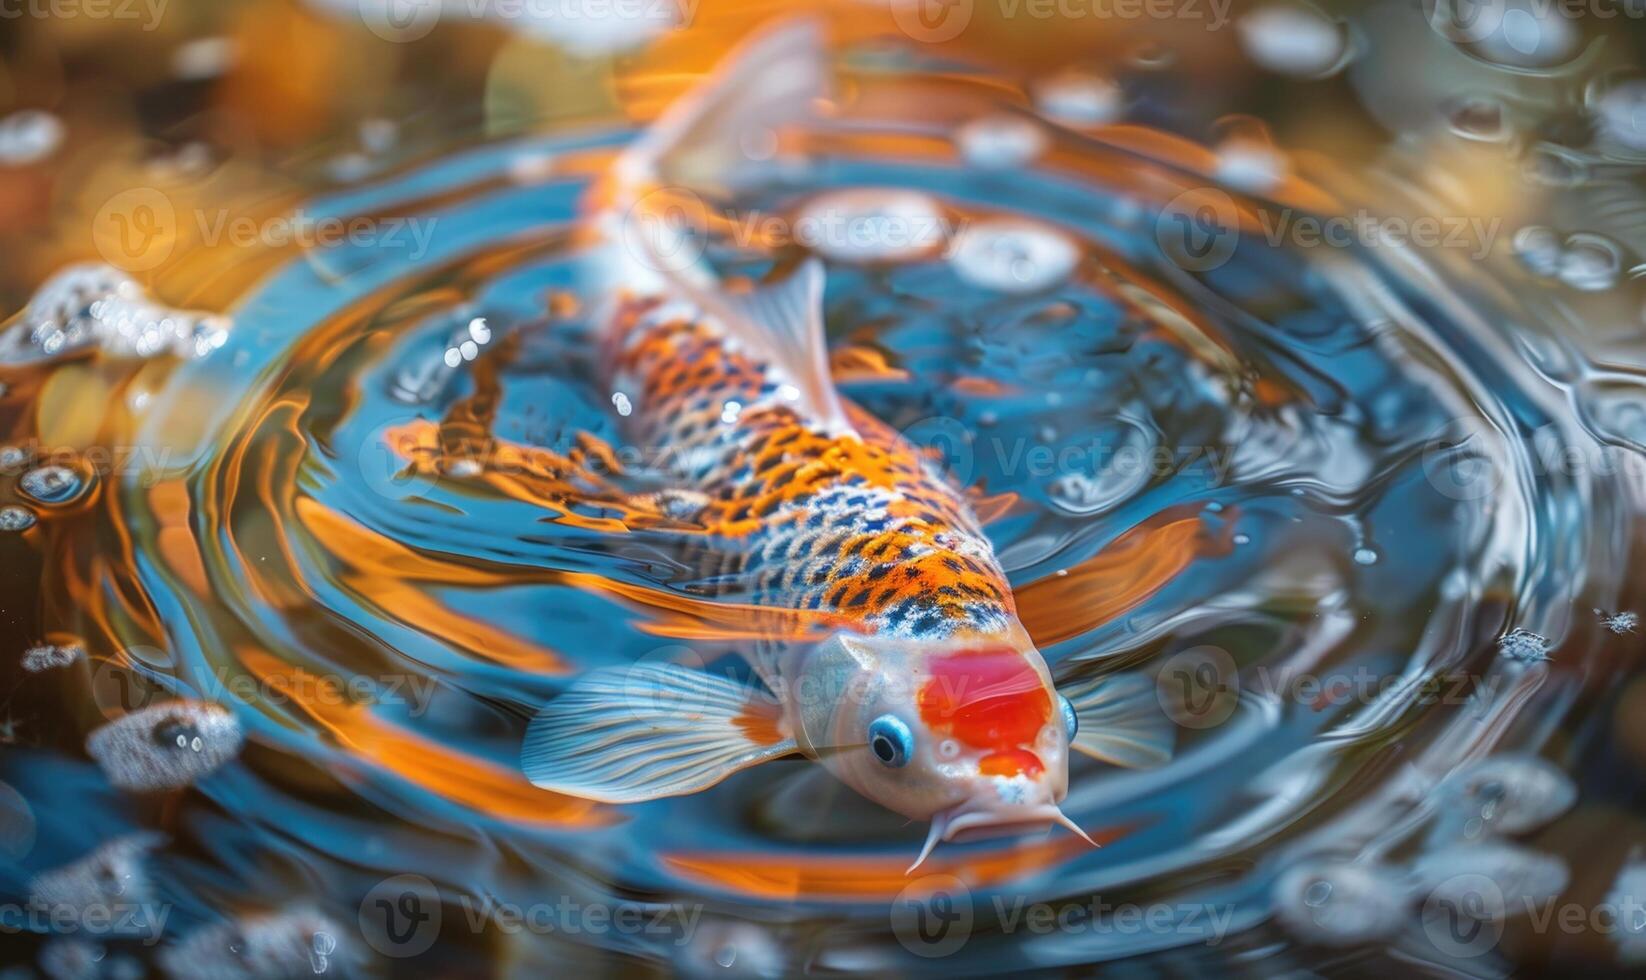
[918,647,1051,757]
[978,749,1044,778]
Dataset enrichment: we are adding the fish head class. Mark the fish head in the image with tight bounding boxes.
[793,628,1083,868]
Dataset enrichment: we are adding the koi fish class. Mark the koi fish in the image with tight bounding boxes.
[522,19,1173,871]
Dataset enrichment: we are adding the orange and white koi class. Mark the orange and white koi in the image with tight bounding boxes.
[522,20,1173,870]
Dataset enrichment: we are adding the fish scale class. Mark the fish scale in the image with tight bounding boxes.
[609,305,1014,639]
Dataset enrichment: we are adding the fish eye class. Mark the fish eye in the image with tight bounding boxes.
[868,715,914,768]
[1059,695,1078,741]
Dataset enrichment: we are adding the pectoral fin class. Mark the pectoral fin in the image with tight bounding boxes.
[1060,672,1174,768]
[521,664,796,803]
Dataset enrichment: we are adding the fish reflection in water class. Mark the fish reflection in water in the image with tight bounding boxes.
[0,2,1644,977]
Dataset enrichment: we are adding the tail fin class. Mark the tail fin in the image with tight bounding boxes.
[613,18,830,201]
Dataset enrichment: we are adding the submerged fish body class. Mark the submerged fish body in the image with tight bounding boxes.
[523,20,1173,867]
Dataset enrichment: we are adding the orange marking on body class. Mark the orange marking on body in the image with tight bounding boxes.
[732,701,787,747]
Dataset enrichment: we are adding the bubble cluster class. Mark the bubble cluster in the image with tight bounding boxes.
[159,908,348,980]
[22,642,84,672]
[1436,754,1576,837]
[1273,860,1408,946]
[29,833,164,938]
[1598,609,1639,634]
[0,263,231,366]
[85,700,244,791]
[1497,627,1550,663]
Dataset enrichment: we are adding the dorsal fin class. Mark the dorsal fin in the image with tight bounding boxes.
[704,259,854,436]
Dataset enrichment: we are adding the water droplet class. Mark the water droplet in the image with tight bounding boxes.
[948,218,1080,294]
[1353,547,1378,565]
[611,391,633,417]
[0,506,36,531]
[1032,70,1123,126]
[0,109,65,166]
[1513,225,1564,277]
[1234,533,1251,545]
[1275,861,1407,945]
[467,317,492,344]
[795,189,949,264]
[1446,96,1510,143]
[1213,119,1288,193]
[86,700,243,791]
[956,114,1048,171]
[1558,233,1623,292]
[721,400,743,424]
[1237,5,1349,78]
[1595,79,1646,153]
[715,945,738,968]
[1438,755,1575,836]
[20,465,84,504]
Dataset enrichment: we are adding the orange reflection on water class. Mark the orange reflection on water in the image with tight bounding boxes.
[238,646,610,828]
[664,824,1126,901]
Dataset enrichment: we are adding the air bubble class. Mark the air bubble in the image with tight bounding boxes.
[1513,225,1563,278]
[1237,5,1349,78]
[0,109,65,166]
[86,700,244,791]
[1032,70,1123,126]
[1436,754,1576,837]
[1446,96,1509,143]
[948,219,1079,294]
[611,392,633,417]
[1213,119,1288,193]
[956,115,1048,171]
[20,465,85,504]
[1413,843,1569,910]
[796,189,949,264]
[1596,79,1646,153]
[1353,547,1378,565]
[1557,233,1623,292]
[0,506,37,531]
[159,909,349,980]
[1274,860,1407,946]
[1606,855,1646,964]
[29,833,164,936]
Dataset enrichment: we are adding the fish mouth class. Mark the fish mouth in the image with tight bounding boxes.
[906,804,1096,873]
